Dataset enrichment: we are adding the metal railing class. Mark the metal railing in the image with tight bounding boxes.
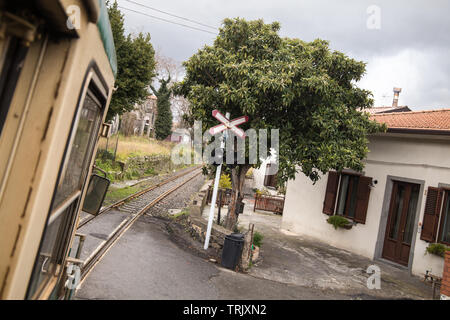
[254,194,285,215]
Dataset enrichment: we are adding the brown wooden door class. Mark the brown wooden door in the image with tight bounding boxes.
[382,181,420,266]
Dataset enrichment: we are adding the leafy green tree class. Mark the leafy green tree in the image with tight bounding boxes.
[175,18,385,229]
[151,77,173,140]
[106,1,156,119]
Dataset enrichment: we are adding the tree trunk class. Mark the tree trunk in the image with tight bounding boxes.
[224,165,250,230]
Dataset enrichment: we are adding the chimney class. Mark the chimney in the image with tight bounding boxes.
[392,87,402,108]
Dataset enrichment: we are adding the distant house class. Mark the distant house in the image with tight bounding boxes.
[121,95,157,137]
[165,128,191,144]
[281,108,450,277]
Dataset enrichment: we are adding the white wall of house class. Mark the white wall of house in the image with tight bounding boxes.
[252,155,279,196]
[253,158,270,190]
[281,133,450,277]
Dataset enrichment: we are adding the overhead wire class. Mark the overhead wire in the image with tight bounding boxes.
[122,0,217,30]
[118,6,217,35]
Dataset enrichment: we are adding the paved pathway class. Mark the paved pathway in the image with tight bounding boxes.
[237,198,433,300]
[75,214,343,300]
[76,189,434,300]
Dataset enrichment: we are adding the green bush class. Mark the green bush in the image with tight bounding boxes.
[255,187,270,196]
[426,243,449,257]
[94,158,121,181]
[219,173,232,189]
[253,231,264,247]
[327,215,351,230]
[144,167,155,175]
[277,185,286,195]
[97,149,115,161]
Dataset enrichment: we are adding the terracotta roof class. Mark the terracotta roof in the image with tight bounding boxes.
[364,106,411,114]
[371,109,450,132]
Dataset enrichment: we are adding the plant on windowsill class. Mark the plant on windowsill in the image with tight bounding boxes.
[327,215,353,230]
[425,243,450,258]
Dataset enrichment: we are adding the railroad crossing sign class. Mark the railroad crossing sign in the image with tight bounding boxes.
[209,110,249,139]
[204,110,249,251]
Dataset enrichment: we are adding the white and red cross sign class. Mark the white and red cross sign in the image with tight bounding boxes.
[209,109,249,139]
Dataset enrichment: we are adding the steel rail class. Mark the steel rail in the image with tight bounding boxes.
[78,168,202,284]
[78,165,201,228]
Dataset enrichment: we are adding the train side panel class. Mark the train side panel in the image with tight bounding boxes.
[0,0,115,299]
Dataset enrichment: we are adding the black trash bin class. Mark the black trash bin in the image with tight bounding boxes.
[221,233,245,270]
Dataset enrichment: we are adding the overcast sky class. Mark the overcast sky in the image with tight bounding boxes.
[117,0,450,110]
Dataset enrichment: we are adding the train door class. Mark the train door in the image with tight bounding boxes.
[26,70,108,299]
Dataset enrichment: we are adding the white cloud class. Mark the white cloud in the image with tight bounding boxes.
[358,48,450,109]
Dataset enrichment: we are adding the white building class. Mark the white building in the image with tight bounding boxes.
[281,109,450,277]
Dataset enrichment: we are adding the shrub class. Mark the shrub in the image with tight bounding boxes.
[144,167,155,175]
[97,149,115,161]
[255,187,270,196]
[426,243,449,257]
[94,158,121,181]
[219,173,232,189]
[253,231,264,247]
[327,215,351,230]
[277,185,286,195]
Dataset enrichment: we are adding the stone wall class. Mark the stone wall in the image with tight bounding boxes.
[114,154,185,180]
[185,183,255,271]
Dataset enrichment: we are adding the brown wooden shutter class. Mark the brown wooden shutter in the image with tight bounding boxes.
[323,171,339,215]
[420,187,443,242]
[354,176,372,224]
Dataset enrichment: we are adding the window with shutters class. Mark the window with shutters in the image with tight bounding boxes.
[438,190,450,245]
[264,163,277,188]
[323,171,372,224]
[336,174,359,219]
[421,187,450,245]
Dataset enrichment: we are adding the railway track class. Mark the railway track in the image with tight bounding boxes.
[76,166,203,283]
[78,165,201,228]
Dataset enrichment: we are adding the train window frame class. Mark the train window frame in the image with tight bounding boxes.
[26,67,108,300]
[0,36,29,136]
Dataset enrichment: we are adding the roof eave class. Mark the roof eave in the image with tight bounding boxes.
[386,127,450,136]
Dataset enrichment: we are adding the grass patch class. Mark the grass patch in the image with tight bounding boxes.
[171,210,190,219]
[103,185,141,206]
[98,134,173,161]
[253,231,264,247]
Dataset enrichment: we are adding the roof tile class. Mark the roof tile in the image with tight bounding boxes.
[370,109,450,131]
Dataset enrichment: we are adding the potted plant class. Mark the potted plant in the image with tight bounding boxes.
[327,215,353,230]
[426,243,450,258]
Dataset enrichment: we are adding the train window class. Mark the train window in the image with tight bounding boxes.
[52,93,102,209]
[27,73,106,299]
[0,36,29,136]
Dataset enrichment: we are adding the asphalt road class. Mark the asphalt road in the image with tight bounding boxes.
[75,214,342,300]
